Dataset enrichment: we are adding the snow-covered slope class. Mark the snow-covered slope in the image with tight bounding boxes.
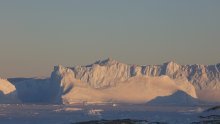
[0,78,20,103]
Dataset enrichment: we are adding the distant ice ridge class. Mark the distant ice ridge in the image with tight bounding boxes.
[66,58,220,90]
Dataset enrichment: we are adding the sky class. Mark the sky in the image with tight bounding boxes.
[0,0,220,78]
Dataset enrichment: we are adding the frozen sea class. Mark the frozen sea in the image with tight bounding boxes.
[0,103,217,124]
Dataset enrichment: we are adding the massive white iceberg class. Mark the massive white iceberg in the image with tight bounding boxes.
[68,58,220,90]
[2,58,219,104]
[50,59,198,104]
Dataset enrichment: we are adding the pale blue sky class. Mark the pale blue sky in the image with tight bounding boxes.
[0,0,220,78]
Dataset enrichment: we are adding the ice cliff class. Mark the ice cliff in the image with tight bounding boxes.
[60,58,220,90]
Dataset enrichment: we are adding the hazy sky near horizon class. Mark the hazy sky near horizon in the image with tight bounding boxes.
[0,0,220,78]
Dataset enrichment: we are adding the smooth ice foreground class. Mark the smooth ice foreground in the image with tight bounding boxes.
[0,103,218,124]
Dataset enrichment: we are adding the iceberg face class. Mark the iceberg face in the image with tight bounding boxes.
[0,78,16,95]
[49,59,197,104]
[50,65,75,103]
[49,58,219,104]
[60,75,197,104]
[0,78,20,103]
[1,58,219,104]
[71,59,131,88]
[13,78,54,103]
[64,59,220,90]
